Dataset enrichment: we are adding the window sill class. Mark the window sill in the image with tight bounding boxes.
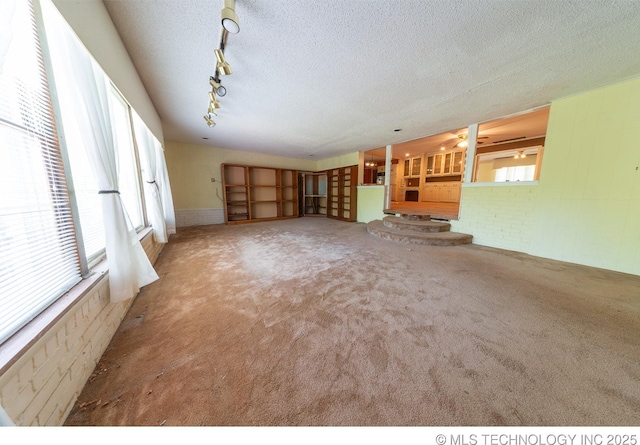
[0,227,154,374]
[463,180,539,188]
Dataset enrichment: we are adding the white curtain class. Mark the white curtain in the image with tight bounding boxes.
[61,25,158,303]
[133,113,168,243]
[156,139,176,235]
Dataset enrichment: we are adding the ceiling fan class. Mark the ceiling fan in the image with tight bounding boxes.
[442,133,489,150]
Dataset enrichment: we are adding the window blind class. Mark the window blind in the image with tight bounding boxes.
[0,0,81,344]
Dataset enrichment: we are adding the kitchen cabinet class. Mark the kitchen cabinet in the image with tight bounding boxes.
[426,149,465,177]
[422,182,461,203]
[403,156,422,177]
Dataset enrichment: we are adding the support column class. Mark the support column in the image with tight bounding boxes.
[384,144,392,208]
[464,123,479,183]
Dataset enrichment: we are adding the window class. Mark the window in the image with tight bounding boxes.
[474,147,542,183]
[42,0,145,262]
[108,87,144,230]
[0,0,81,344]
[0,0,165,346]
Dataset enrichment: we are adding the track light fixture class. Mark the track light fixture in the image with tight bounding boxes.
[221,0,240,34]
[215,49,232,76]
[209,76,227,97]
[204,1,241,128]
[203,114,216,127]
[209,91,221,109]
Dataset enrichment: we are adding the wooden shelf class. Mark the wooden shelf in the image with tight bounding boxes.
[326,165,358,222]
[221,163,299,225]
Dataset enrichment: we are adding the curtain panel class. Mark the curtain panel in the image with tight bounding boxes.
[59,24,158,303]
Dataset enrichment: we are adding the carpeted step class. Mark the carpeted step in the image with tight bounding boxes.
[367,219,472,246]
[400,214,431,221]
[383,215,450,233]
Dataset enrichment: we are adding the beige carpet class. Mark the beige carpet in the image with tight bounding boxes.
[64,217,640,426]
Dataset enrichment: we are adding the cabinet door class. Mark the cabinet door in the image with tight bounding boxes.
[426,155,434,176]
[438,183,450,202]
[433,154,443,175]
[411,157,421,176]
[443,153,452,174]
[452,150,464,174]
[403,159,410,177]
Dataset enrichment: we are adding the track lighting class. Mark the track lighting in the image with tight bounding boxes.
[204,0,241,127]
[209,91,221,109]
[209,76,227,97]
[221,0,240,34]
[215,49,232,76]
[203,114,216,127]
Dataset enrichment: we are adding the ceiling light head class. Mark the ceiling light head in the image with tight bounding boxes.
[203,114,216,127]
[221,0,240,34]
[209,76,227,97]
[208,103,218,115]
[214,49,232,76]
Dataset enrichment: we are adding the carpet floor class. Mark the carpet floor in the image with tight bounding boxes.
[64,217,640,426]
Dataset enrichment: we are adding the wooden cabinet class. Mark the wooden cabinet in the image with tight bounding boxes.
[403,156,422,177]
[327,165,357,221]
[221,163,298,224]
[426,149,465,178]
[303,172,327,216]
[422,182,461,203]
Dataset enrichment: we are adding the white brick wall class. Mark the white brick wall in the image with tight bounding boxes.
[0,230,164,426]
[175,207,225,227]
[451,184,539,253]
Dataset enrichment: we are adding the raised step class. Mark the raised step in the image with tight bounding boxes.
[383,215,450,233]
[399,214,431,221]
[367,219,473,246]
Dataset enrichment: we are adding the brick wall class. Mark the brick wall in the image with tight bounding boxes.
[0,230,164,425]
[451,184,539,253]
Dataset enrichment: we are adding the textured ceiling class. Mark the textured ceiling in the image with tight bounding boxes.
[103,0,640,160]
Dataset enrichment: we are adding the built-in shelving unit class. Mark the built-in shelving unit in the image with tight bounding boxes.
[327,165,357,222]
[221,163,298,225]
[302,172,327,216]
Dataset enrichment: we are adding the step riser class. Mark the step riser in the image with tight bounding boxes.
[367,225,472,246]
[383,219,450,233]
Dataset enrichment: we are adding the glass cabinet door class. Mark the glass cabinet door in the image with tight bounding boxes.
[452,150,464,174]
[411,157,421,176]
[444,153,452,174]
[426,155,434,176]
[403,159,410,177]
[434,154,443,175]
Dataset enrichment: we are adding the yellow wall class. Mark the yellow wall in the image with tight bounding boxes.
[315,152,359,171]
[165,141,362,210]
[529,77,640,275]
[452,77,640,276]
[357,186,386,223]
[165,141,317,209]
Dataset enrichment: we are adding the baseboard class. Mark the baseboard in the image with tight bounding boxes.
[175,208,225,227]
